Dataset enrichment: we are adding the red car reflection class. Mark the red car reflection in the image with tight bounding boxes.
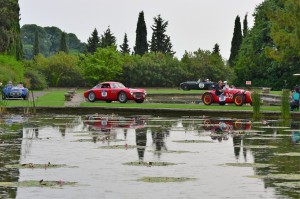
[203,118,252,133]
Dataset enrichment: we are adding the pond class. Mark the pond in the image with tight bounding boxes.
[0,113,300,199]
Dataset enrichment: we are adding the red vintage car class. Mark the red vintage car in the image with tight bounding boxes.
[202,88,252,106]
[84,82,146,103]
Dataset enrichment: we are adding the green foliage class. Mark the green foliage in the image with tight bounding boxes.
[229,16,243,66]
[21,25,85,59]
[150,15,175,55]
[134,11,148,55]
[80,46,123,86]
[0,55,24,83]
[0,0,23,60]
[33,30,39,56]
[99,26,116,48]
[59,32,69,53]
[24,68,48,90]
[252,90,262,121]
[243,14,249,37]
[87,28,100,54]
[119,33,130,54]
[181,49,235,83]
[281,89,290,120]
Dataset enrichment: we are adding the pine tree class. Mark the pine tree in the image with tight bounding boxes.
[33,30,40,56]
[212,43,221,56]
[243,14,249,37]
[87,28,100,54]
[119,33,130,54]
[99,26,116,48]
[134,11,148,55]
[150,15,175,55]
[229,15,243,66]
[59,32,69,53]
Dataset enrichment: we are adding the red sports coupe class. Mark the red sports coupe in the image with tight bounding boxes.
[84,82,146,103]
[202,88,252,106]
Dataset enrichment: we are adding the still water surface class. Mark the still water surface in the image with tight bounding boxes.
[0,114,300,199]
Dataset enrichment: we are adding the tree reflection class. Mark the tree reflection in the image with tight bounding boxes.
[135,128,147,161]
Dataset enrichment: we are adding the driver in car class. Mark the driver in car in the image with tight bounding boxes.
[215,80,224,96]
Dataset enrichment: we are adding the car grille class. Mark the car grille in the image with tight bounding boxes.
[10,92,21,97]
[134,93,144,99]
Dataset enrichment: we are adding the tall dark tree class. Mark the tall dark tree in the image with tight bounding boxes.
[150,15,175,55]
[229,15,243,66]
[59,32,69,53]
[243,14,249,38]
[212,43,221,56]
[99,26,116,48]
[87,28,100,54]
[0,0,23,60]
[33,30,40,56]
[134,11,148,55]
[119,33,130,54]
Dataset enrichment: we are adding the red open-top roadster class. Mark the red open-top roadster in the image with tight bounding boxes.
[202,88,252,106]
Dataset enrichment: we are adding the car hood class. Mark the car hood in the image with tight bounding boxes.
[128,88,145,93]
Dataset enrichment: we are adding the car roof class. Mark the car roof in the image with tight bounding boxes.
[100,81,121,84]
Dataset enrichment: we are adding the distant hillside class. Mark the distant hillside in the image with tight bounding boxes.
[21,24,86,59]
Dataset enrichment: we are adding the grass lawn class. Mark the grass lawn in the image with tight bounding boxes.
[0,88,284,112]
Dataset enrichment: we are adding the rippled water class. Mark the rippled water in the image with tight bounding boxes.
[0,114,300,199]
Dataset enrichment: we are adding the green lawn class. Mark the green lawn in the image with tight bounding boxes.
[0,88,284,112]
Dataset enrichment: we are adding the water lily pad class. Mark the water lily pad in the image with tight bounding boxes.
[258,126,290,129]
[123,161,176,166]
[4,163,77,169]
[245,137,282,140]
[235,145,278,149]
[173,140,213,143]
[223,163,272,168]
[274,152,300,157]
[148,150,197,154]
[0,180,77,188]
[274,181,300,188]
[137,176,196,183]
[73,138,124,142]
[98,145,146,149]
[248,174,300,180]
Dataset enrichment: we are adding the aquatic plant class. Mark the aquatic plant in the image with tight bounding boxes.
[281,89,290,120]
[137,176,197,183]
[123,161,177,166]
[0,99,8,114]
[252,90,262,121]
[223,163,273,168]
[0,180,77,188]
[173,140,213,143]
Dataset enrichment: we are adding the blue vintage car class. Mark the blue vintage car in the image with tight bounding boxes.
[2,83,29,100]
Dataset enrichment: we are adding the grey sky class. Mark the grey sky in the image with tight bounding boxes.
[19,0,264,59]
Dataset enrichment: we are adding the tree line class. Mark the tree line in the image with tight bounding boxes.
[1,0,299,91]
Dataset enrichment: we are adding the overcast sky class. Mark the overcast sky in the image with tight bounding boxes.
[19,0,264,59]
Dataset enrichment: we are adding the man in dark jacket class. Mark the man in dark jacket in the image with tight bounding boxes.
[215,80,224,96]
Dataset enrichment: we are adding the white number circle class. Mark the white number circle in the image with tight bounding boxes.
[199,83,205,88]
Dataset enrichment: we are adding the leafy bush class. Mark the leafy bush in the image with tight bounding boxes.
[0,55,24,84]
[24,68,48,90]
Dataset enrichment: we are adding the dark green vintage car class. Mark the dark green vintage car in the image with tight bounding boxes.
[180,79,215,91]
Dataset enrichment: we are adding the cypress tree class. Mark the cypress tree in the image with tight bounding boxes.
[134,11,148,55]
[229,15,243,66]
[0,0,23,60]
[150,15,175,55]
[212,43,221,56]
[243,14,249,38]
[59,32,69,53]
[33,30,40,56]
[99,26,116,48]
[87,28,100,54]
[119,33,130,54]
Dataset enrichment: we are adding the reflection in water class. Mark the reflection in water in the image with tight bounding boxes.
[1,114,300,198]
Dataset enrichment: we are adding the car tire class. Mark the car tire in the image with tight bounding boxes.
[234,94,245,106]
[88,92,96,102]
[118,91,128,103]
[182,84,190,91]
[219,101,226,105]
[135,99,144,103]
[202,93,213,105]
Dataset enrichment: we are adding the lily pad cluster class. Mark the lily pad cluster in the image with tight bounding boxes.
[4,163,77,169]
[137,176,196,183]
[0,180,77,188]
[173,140,213,143]
[123,161,176,166]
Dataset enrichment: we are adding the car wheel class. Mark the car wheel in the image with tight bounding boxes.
[219,101,226,105]
[234,94,245,106]
[118,91,128,103]
[88,92,96,102]
[182,84,190,91]
[106,100,112,103]
[202,93,213,105]
[135,99,144,103]
[23,93,29,100]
